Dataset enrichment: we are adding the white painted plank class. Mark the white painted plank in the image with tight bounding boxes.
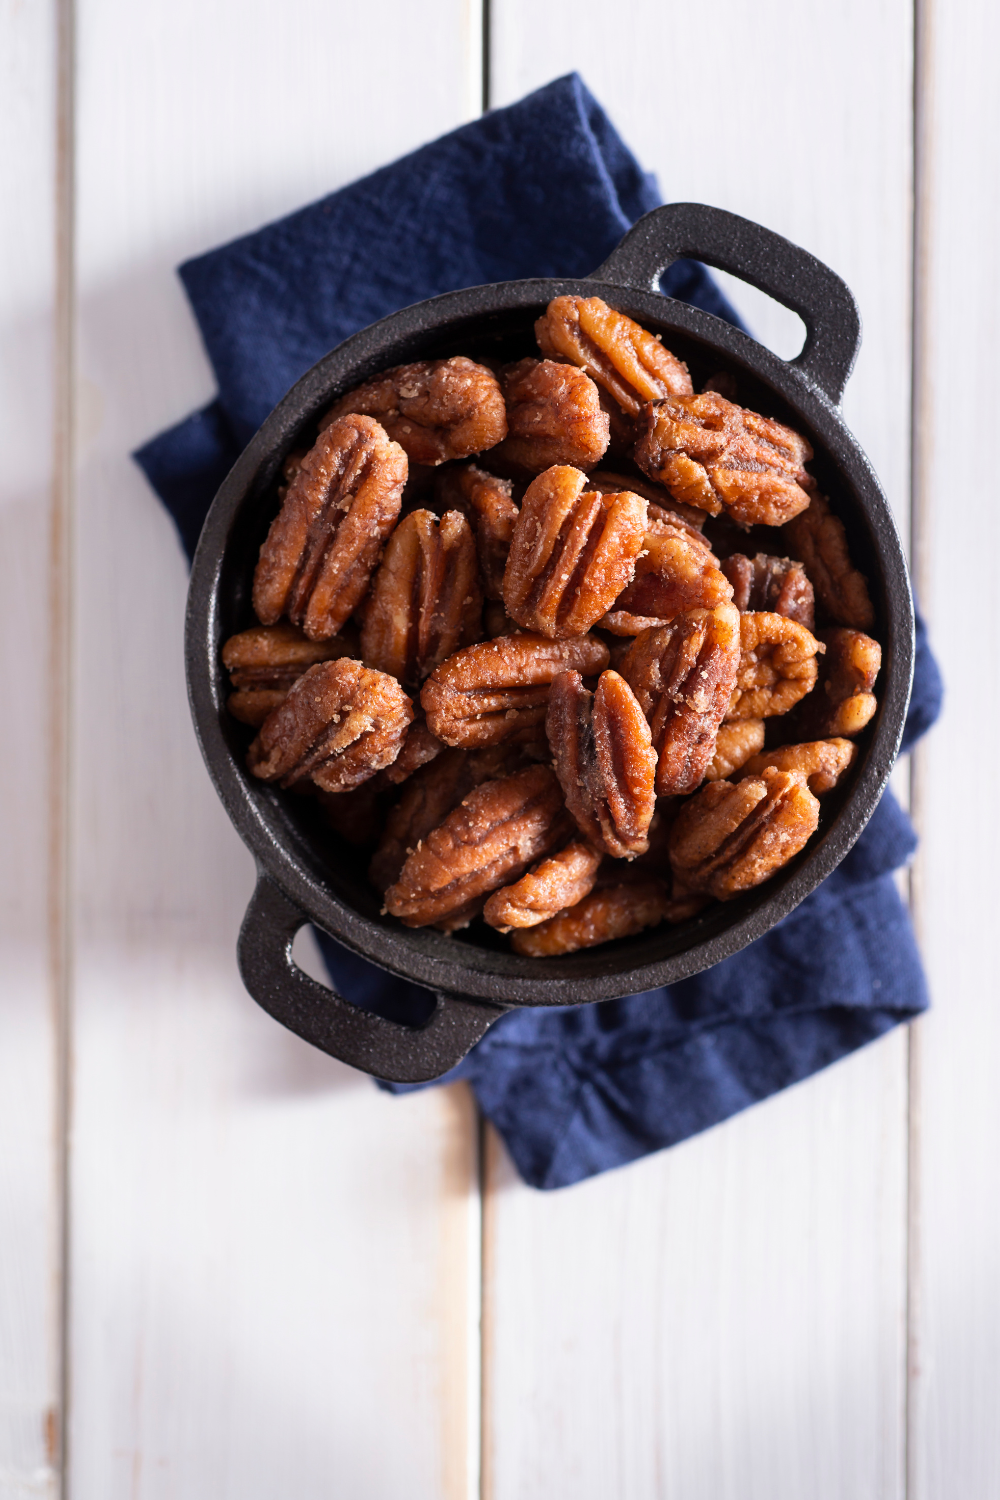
[69,0,482,1493]
[910,0,1000,1493]
[0,0,63,1493]
[486,5,914,1495]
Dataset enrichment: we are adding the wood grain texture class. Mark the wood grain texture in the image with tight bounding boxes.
[0,0,63,1493]
[68,0,481,1493]
[909,0,1000,1493]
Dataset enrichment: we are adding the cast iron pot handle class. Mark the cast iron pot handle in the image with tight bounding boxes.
[238,873,508,1084]
[589,202,862,406]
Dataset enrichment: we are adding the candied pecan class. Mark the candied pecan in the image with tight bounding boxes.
[483,841,602,931]
[741,738,857,795]
[794,627,881,737]
[726,611,822,720]
[502,466,647,638]
[634,391,814,526]
[320,357,507,466]
[669,766,820,900]
[720,553,815,629]
[489,358,609,473]
[535,295,692,414]
[546,670,656,858]
[247,658,412,794]
[360,508,482,690]
[421,632,609,748]
[252,414,406,641]
[704,719,766,781]
[784,492,874,629]
[588,469,707,536]
[384,765,570,931]
[435,463,519,599]
[222,621,359,727]
[509,879,675,956]
[601,522,733,634]
[381,716,444,785]
[619,603,742,795]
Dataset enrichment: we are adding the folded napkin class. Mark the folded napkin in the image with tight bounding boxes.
[136,74,942,1190]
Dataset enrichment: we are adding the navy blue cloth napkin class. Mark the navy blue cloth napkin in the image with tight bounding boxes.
[136,74,942,1191]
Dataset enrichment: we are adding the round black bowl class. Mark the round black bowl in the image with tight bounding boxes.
[185,202,914,1083]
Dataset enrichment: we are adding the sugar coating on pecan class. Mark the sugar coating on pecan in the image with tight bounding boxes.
[435,463,519,600]
[669,766,820,900]
[795,627,881,738]
[252,413,406,641]
[546,670,656,858]
[483,840,602,931]
[704,719,766,781]
[600,521,733,634]
[360,508,483,690]
[490,358,609,473]
[634,391,814,527]
[421,631,609,748]
[784,492,875,629]
[587,469,707,535]
[320,357,507,466]
[725,611,822,721]
[619,602,742,795]
[502,466,647,638]
[247,658,413,794]
[509,878,675,956]
[384,765,570,931]
[535,295,693,415]
[720,553,815,629]
[222,621,359,727]
[741,737,857,795]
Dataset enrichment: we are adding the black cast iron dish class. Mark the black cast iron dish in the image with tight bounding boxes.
[186,202,914,1085]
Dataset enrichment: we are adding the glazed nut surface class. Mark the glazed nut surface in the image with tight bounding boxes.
[502,465,647,638]
[320,357,507,466]
[383,764,570,931]
[483,840,602,931]
[601,521,733,634]
[720,553,815,629]
[634,391,814,527]
[247,658,413,794]
[785,492,875,629]
[741,737,857,795]
[509,878,674,957]
[360,508,483,690]
[796,627,881,738]
[421,631,610,748]
[252,413,406,641]
[726,611,822,720]
[669,766,820,900]
[492,358,610,473]
[546,670,656,858]
[704,719,766,781]
[222,621,358,726]
[620,602,742,796]
[534,294,693,415]
[435,463,519,600]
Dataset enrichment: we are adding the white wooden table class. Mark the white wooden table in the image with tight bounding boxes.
[3,1,997,1494]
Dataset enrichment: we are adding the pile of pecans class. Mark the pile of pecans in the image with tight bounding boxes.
[221,295,882,958]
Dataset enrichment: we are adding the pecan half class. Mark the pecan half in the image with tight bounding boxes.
[794,627,881,737]
[587,469,707,536]
[741,738,857,795]
[546,670,656,857]
[720,553,815,629]
[252,413,406,641]
[669,766,820,900]
[535,295,692,414]
[509,879,675,956]
[483,841,602,931]
[490,358,609,473]
[435,463,519,600]
[502,466,647,638]
[421,632,610,748]
[704,719,766,781]
[360,508,482,690]
[619,602,742,795]
[726,612,822,720]
[634,392,814,526]
[384,765,570,931]
[601,521,733,634]
[222,621,359,726]
[320,357,507,466]
[784,492,875,629]
[247,658,412,794]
